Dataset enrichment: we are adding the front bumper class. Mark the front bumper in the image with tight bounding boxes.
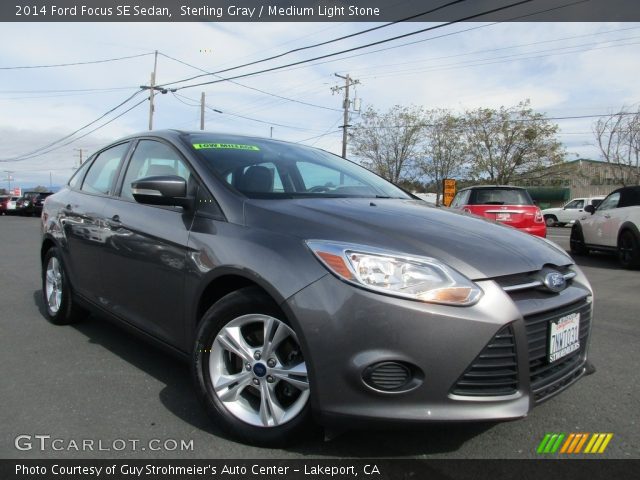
[283,269,592,428]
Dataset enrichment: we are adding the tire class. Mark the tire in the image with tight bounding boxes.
[618,230,640,270]
[41,247,86,325]
[545,215,557,227]
[570,224,589,256]
[192,287,315,446]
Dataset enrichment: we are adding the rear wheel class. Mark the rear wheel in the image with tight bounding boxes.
[42,247,86,325]
[570,224,589,256]
[545,215,557,227]
[618,230,640,269]
[192,287,314,446]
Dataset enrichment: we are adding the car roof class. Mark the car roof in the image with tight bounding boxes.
[458,185,527,191]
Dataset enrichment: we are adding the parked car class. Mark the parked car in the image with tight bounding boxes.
[41,131,594,445]
[570,186,640,269]
[0,195,20,215]
[542,196,605,227]
[449,185,546,237]
[17,191,53,216]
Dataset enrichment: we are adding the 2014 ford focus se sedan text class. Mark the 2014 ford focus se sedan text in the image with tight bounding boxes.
[40,130,594,445]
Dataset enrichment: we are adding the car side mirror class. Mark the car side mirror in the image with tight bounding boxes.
[584,204,595,214]
[131,175,191,208]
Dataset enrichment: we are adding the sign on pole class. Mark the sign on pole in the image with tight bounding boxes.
[442,179,456,207]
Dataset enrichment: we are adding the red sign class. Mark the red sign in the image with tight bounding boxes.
[12,187,21,196]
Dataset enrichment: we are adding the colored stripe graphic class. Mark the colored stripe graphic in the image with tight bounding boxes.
[538,433,613,454]
[537,433,564,453]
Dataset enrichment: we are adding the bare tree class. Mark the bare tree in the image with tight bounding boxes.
[463,100,564,184]
[593,107,640,185]
[349,105,425,184]
[419,110,467,205]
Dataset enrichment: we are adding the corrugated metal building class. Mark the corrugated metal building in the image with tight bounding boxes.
[514,159,640,208]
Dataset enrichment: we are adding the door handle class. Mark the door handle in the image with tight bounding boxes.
[107,214,121,228]
[604,214,611,219]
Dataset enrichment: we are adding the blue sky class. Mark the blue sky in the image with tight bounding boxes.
[1,20,639,188]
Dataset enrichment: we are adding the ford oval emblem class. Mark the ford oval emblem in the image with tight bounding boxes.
[544,271,566,293]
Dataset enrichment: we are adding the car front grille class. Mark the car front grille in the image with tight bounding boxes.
[450,325,519,397]
[525,299,591,403]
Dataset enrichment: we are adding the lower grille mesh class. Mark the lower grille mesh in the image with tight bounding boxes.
[451,325,518,396]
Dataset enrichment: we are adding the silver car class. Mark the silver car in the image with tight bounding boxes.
[40,131,594,445]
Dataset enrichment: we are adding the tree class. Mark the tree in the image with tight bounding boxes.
[32,185,49,192]
[593,107,640,186]
[463,100,564,184]
[349,105,425,184]
[419,110,467,205]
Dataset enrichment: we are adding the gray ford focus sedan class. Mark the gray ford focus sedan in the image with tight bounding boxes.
[40,130,594,445]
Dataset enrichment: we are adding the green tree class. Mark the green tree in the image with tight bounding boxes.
[349,105,425,184]
[463,100,564,184]
[419,110,467,205]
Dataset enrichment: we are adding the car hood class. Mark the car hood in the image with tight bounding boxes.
[542,207,563,214]
[243,198,572,280]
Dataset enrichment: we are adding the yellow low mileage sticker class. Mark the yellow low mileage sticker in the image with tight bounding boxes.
[193,143,260,151]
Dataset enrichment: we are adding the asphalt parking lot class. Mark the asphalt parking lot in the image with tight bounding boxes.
[0,217,638,459]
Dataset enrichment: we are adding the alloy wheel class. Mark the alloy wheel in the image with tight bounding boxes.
[45,257,63,315]
[208,314,309,428]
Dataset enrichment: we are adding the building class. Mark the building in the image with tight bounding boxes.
[514,159,640,208]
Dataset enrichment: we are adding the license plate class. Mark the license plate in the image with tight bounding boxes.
[548,312,580,363]
[496,213,511,221]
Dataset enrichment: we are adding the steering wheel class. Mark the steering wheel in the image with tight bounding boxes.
[308,186,331,193]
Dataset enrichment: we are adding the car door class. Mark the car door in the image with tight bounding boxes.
[61,143,130,303]
[581,191,621,247]
[558,199,584,223]
[99,139,195,348]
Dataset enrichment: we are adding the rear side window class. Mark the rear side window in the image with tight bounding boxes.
[468,188,533,205]
[120,140,191,201]
[68,158,93,190]
[81,143,129,195]
[450,190,470,208]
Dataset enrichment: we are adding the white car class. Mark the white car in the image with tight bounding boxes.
[570,186,640,269]
[542,196,605,227]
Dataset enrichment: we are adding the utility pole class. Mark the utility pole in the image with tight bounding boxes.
[4,170,13,192]
[149,50,158,130]
[49,172,52,190]
[73,148,86,167]
[200,92,205,130]
[140,50,175,130]
[332,73,360,159]
[270,126,274,138]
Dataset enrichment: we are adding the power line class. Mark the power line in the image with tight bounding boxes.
[171,92,327,132]
[357,37,640,80]
[0,52,154,70]
[159,52,342,112]
[0,91,145,162]
[159,0,473,88]
[2,97,148,164]
[219,0,589,80]
[171,0,574,92]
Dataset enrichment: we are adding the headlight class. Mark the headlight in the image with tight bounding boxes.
[306,241,482,306]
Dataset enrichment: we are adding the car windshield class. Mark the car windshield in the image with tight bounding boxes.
[468,188,533,205]
[186,134,411,200]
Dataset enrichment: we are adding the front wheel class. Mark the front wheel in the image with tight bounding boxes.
[192,287,315,446]
[618,230,640,269]
[570,224,589,256]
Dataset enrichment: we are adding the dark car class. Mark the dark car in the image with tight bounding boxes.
[449,185,546,237]
[17,191,53,216]
[0,195,20,215]
[40,131,594,445]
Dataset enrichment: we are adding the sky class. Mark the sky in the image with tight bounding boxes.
[1,18,639,189]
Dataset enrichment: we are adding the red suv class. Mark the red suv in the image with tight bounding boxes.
[449,185,546,237]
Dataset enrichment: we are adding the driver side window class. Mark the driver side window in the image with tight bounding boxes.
[121,140,191,201]
[598,192,620,211]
